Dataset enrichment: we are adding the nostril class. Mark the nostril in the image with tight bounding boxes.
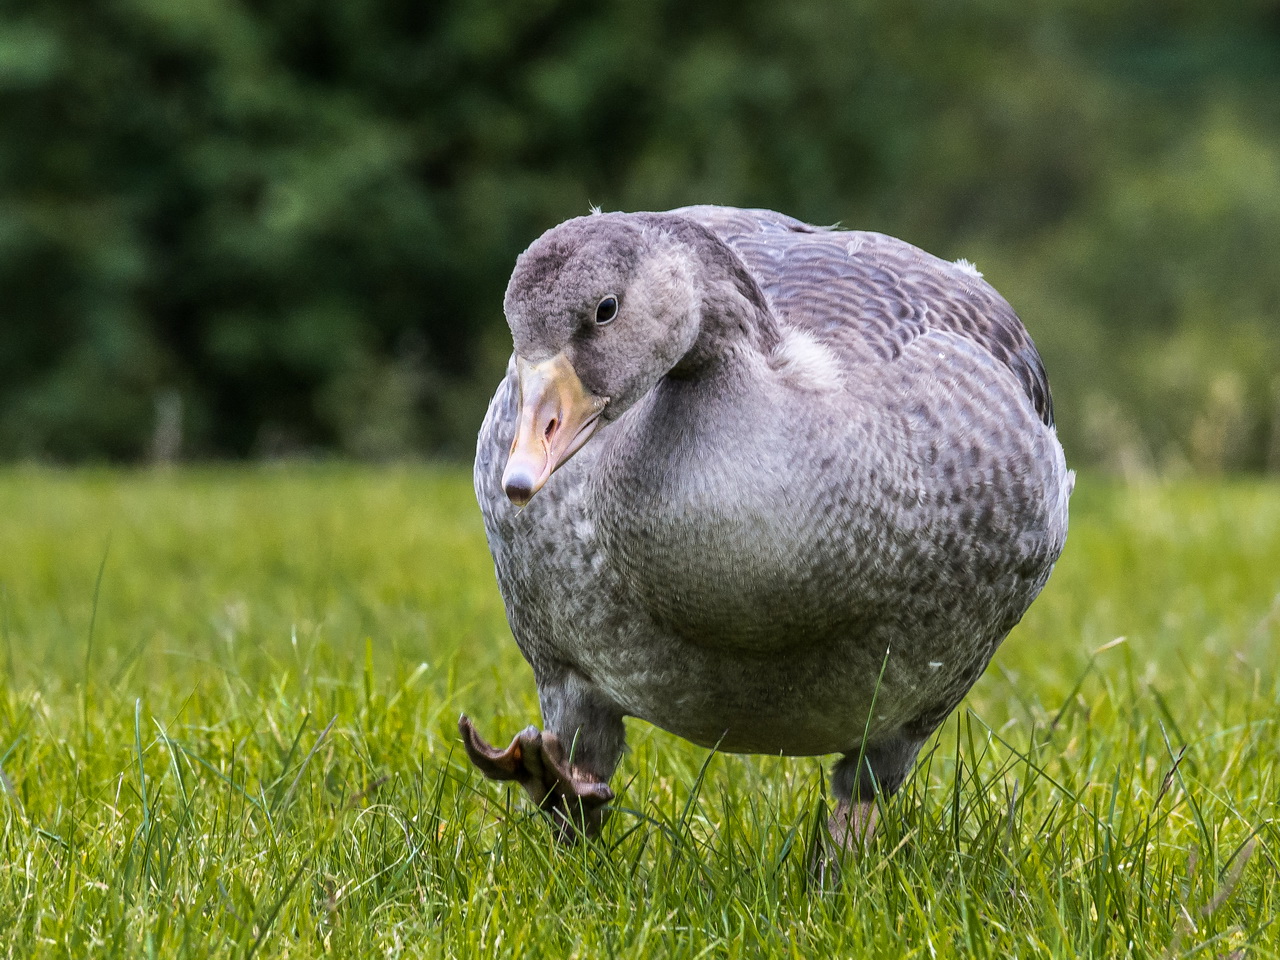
[545,418,558,440]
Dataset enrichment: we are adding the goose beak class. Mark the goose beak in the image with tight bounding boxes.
[502,354,608,506]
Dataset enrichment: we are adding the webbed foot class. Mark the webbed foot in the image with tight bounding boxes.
[458,714,613,841]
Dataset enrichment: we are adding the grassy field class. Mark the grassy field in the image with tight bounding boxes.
[0,467,1277,958]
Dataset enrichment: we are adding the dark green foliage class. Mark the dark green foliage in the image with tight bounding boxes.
[1,0,1278,466]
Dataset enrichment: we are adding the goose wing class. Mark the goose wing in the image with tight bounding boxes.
[674,205,1054,427]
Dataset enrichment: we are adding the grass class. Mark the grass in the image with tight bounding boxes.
[0,465,1277,958]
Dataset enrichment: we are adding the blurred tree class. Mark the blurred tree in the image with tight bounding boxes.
[0,0,1277,468]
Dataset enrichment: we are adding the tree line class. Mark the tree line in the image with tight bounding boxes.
[2,0,1278,471]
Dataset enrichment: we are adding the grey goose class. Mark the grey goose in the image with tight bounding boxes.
[460,205,1072,855]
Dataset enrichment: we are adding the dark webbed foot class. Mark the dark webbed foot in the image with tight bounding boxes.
[458,714,613,841]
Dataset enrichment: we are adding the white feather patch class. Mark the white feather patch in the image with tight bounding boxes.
[953,257,983,279]
[771,329,843,392]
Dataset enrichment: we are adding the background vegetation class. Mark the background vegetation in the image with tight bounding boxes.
[2,0,1279,470]
[1,468,1277,956]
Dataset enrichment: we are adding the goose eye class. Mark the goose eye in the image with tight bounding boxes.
[595,296,619,325]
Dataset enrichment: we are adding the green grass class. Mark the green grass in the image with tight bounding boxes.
[0,467,1277,958]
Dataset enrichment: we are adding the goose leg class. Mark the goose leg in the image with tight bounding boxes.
[811,735,921,884]
[459,672,626,842]
[810,797,878,888]
[826,798,879,849]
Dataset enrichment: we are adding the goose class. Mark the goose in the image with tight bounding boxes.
[460,205,1072,854]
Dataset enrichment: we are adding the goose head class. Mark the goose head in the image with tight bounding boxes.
[499,213,708,506]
